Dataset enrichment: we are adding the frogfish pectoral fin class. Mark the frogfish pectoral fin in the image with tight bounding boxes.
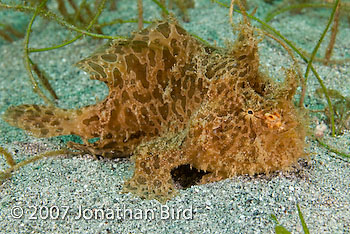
[3,104,79,138]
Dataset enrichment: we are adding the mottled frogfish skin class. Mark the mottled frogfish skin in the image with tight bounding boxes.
[3,20,306,202]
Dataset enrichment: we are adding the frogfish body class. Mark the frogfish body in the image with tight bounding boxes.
[3,20,306,202]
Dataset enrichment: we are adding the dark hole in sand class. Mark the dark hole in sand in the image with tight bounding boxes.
[171,164,209,188]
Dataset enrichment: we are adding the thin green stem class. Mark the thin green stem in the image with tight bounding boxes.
[212,0,227,8]
[189,32,212,47]
[310,66,336,135]
[23,0,53,105]
[297,204,310,234]
[317,139,350,159]
[0,3,125,41]
[151,0,169,16]
[29,57,58,100]
[304,0,339,136]
[30,0,108,53]
[30,36,81,53]
[265,3,333,22]
[304,0,339,81]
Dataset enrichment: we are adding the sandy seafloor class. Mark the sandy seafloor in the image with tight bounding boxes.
[0,0,350,233]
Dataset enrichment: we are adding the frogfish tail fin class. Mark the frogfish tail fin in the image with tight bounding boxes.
[3,104,79,138]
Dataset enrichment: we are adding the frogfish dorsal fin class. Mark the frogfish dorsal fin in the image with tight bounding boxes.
[75,20,193,89]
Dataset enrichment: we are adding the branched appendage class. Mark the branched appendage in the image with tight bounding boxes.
[0,146,67,184]
[229,9,261,71]
[67,141,131,159]
[1,146,20,182]
[0,146,16,167]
